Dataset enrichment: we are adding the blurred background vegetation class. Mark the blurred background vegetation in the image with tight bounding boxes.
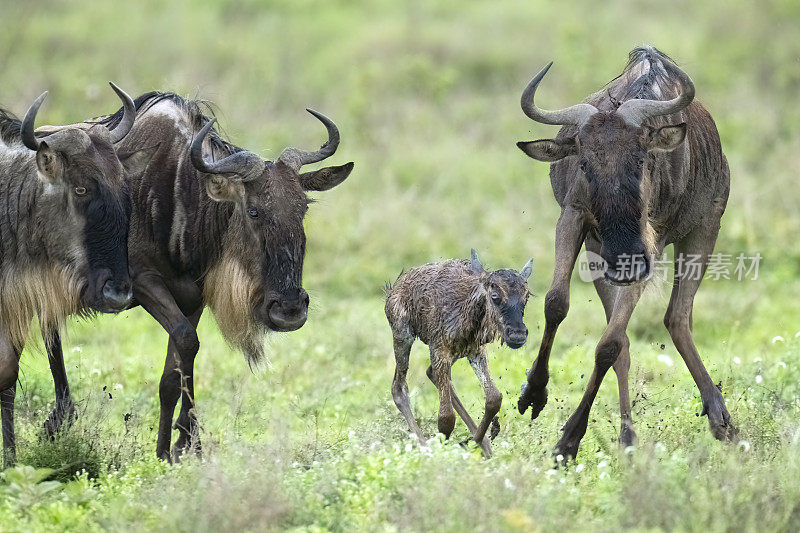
[2,0,800,530]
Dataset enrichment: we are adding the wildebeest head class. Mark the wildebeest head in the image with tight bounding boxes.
[191,110,353,333]
[517,61,694,284]
[21,85,150,312]
[470,250,532,349]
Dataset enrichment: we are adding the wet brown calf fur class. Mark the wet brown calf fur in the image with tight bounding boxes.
[385,250,532,458]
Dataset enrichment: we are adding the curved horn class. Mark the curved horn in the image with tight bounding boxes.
[190,118,263,179]
[616,61,695,126]
[20,91,48,151]
[278,109,340,170]
[521,62,597,126]
[107,82,136,143]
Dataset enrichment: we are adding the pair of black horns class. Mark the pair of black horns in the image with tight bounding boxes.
[189,108,340,177]
[20,82,136,151]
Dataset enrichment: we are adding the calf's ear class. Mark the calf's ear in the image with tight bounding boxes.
[520,258,533,280]
[299,162,354,191]
[118,144,159,180]
[35,141,65,184]
[203,175,246,203]
[517,138,577,162]
[646,123,687,151]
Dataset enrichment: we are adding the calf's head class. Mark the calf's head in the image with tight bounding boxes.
[471,250,532,349]
[21,85,150,312]
[517,61,694,284]
[191,110,353,333]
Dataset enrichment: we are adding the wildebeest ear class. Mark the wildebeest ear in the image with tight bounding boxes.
[299,162,354,191]
[516,138,577,162]
[35,141,65,184]
[520,258,533,280]
[118,144,159,180]
[203,175,246,203]
[646,123,687,151]
[470,249,484,272]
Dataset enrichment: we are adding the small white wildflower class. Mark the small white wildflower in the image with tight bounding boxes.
[575,463,585,473]
[71,346,83,353]
[755,375,763,384]
[597,460,608,469]
[114,383,123,390]
[754,357,762,363]
[599,471,609,479]
[556,454,564,463]
[624,445,636,455]
[777,361,787,369]
[795,331,800,338]
[91,368,101,376]
[733,357,742,365]
[772,336,785,344]
[738,440,751,452]
[404,442,413,452]
[504,478,515,489]
[657,354,674,367]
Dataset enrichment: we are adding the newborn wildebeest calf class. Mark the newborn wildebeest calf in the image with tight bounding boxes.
[386,250,532,457]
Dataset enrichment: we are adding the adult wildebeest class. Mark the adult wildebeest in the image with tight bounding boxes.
[0,85,150,465]
[37,92,353,460]
[516,47,735,459]
[386,250,532,458]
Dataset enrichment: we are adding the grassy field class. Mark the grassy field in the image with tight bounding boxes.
[2,0,800,530]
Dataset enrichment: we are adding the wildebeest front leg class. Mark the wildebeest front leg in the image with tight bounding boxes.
[0,331,20,467]
[425,365,493,441]
[665,221,737,441]
[519,206,585,419]
[556,283,644,460]
[469,349,501,458]
[588,238,637,448]
[172,308,204,458]
[430,348,456,439]
[42,330,77,438]
[134,272,200,461]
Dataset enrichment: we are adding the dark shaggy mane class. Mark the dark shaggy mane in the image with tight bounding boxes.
[604,46,686,104]
[0,108,23,145]
[95,91,243,157]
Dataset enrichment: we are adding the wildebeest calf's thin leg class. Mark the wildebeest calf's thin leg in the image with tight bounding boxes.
[519,206,585,419]
[133,272,200,461]
[665,218,737,441]
[556,283,644,460]
[426,364,485,439]
[591,265,637,448]
[0,331,20,468]
[172,308,204,458]
[391,334,426,445]
[42,330,77,438]
[469,349,501,458]
[430,348,456,439]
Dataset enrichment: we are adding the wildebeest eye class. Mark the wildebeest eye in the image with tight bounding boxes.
[74,186,87,196]
[247,207,259,218]
[579,161,587,173]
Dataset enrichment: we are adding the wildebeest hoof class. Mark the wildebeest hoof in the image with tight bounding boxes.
[619,423,637,448]
[43,403,77,439]
[553,436,580,463]
[518,383,548,420]
[701,394,737,442]
[489,416,500,441]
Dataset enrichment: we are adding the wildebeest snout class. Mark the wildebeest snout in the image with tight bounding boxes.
[504,325,528,349]
[262,288,309,332]
[101,278,133,311]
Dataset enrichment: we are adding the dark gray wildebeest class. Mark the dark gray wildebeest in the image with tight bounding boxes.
[386,250,533,458]
[0,85,152,466]
[515,47,735,459]
[37,92,354,460]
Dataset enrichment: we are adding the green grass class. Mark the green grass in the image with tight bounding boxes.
[2,0,800,530]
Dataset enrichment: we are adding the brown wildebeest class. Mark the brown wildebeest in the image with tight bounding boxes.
[38,92,354,461]
[0,85,151,466]
[386,250,533,457]
[515,47,736,459]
